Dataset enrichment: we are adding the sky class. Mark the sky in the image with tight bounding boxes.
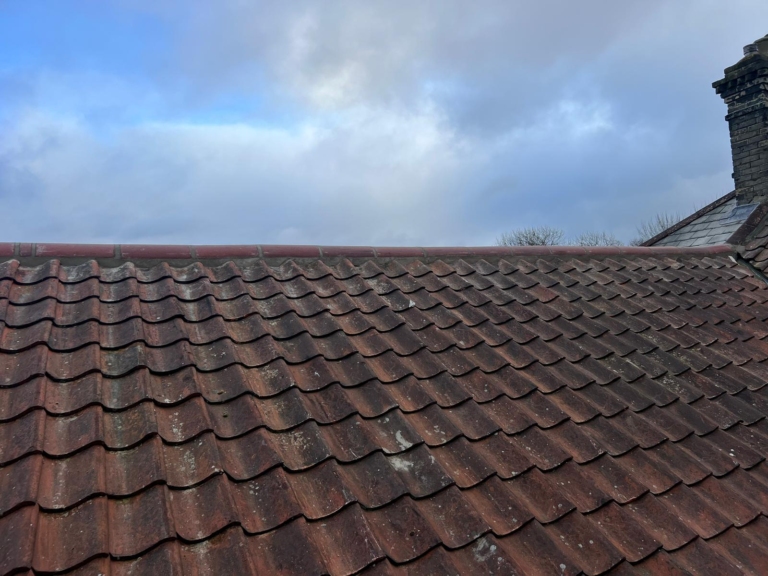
[1,1,767,247]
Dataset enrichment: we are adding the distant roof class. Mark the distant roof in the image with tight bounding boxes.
[645,191,768,248]
[2,244,768,575]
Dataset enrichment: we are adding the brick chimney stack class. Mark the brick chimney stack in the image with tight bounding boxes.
[713,34,768,204]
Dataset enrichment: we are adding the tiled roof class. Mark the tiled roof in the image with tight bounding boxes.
[3,244,768,575]
[742,223,768,272]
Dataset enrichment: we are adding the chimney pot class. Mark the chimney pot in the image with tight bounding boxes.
[744,43,758,56]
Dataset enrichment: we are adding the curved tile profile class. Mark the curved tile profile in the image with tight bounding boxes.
[2,251,768,575]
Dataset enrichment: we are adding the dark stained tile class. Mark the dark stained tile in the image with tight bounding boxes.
[505,467,575,523]
[675,434,740,477]
[644,441,711,485]
[0,505,36,574]
[232,468,302,533]
[38,445,106,509]
[311,504,385,575]
[414,486,490,548]
[544,420,605,463]
[588,502,661,562]
[613,447,679,494]
[337,451,409,507]
[102,436,163,497]
[33,497,108,573]
[169,474,239,540]
[667,536,745,576]
[385,445,453,497]
[162,432,223,487]
[429,437,495,488]
[478,394,535,434]
[703,428,765,469]
[366,497,440,563]
[111,541,183,576]
[289,459,355,518]
[471,432,534,479]
[109,484,175,556]
[580,416,640,456]
[514,426,572,470]
[0,455,41,516]
[707,518,768,576]
[659,484,733,538]
[579,455,649,504]
[721,465,768,513]
[691,474,760,527]
[449,534,528,575]
[272,421,333,469]
[544,511,624,575]
[180,527,257,575]
[544,461,612,513]
[498,519,581,576]
[0,409,45,464]
[463,476,533,535]
[605,550,694,576]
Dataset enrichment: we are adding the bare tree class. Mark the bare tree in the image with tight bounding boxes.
[497,226,626,247]
[497,226,565,246]
[630,213,682,245]
[573,231,623,247]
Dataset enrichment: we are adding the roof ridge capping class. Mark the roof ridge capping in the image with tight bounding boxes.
[0,242,735,261]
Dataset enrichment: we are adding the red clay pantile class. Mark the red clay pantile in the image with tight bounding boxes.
[2,244,768,574]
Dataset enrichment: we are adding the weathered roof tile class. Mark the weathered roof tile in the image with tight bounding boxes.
[2,248,768,574]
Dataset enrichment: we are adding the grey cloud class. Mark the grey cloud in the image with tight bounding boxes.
[3,1,768,245]
[0,109,488,245]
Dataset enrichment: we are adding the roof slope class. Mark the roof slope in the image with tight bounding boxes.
[2,246,768,575]
[645,191,768,248]
[742,225,768,274]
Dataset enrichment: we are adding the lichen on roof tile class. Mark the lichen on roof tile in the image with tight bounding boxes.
[1,247,768,575]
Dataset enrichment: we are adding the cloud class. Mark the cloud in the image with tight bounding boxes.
[2,0,767,245]
[0,106,492,245]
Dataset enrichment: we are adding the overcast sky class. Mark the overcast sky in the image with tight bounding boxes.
[1,1,767,246]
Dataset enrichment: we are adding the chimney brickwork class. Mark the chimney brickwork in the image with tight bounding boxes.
[713,35,768,204]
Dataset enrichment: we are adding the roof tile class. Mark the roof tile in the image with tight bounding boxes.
[3,249,768,574]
